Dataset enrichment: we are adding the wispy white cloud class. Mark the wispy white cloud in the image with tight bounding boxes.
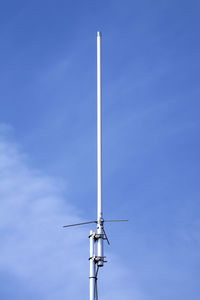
[0,125,88,299]
[0,124,139,299]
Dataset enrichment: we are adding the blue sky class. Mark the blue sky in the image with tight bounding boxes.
[0,0,200,299]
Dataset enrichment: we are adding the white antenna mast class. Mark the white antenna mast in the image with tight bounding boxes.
[63,32,128,300]
[97,30,104,267]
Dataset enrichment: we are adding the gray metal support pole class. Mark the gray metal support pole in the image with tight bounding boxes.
[89,230,96,300]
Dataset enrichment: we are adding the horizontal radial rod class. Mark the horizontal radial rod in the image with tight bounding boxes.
[63,221,96,228]
[63,219,128,228]
[104,219,128,222]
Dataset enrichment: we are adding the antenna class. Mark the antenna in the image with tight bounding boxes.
[96,30,104,269]
[63,32,128,300]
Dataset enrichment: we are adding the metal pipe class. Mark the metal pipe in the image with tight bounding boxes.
[97,31,104,267]
[89,230,95,300]
[97,31,102,221]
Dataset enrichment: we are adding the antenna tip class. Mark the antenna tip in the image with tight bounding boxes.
[97,31,102,37]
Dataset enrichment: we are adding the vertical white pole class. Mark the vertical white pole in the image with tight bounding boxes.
[89,230,95,300]
[97,31,104,267]
[97,31,102,221]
